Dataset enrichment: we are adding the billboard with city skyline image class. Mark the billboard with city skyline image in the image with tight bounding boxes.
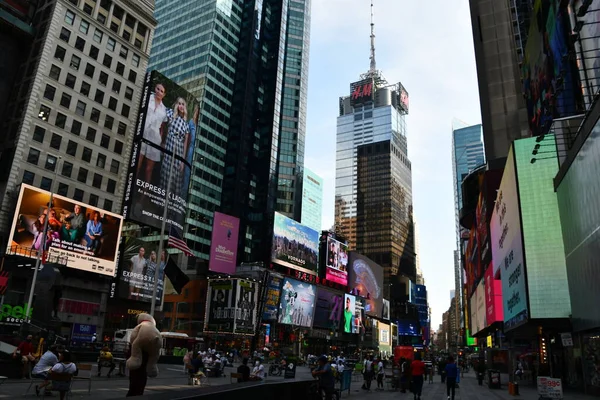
[271,212,319,275]
[122,70,199,231]
[6,184,123,276]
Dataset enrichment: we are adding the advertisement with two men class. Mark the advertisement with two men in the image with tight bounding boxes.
[7,184,123,276]
[122,70,199,232]
[325,237,348,286]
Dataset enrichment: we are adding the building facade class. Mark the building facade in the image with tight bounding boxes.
[301,167,323,232]
[149,0,311,266]
[0,0,156,340]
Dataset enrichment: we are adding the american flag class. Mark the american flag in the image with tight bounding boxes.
[168,225,193,257]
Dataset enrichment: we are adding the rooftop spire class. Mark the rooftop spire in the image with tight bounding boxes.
[369,0,376,73]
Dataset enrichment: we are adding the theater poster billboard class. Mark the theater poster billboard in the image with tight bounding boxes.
[234,280,258,335]
[277,277,316,328]
[122,70,199,231]
[271,212,319,275]
[263,273,283,321]
[113,235,165,305]
[6,184,123,276]
[325,237,348,286]
[204,279,235,333]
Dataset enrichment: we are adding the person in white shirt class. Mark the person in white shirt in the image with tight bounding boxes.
[50,350,77,400]
[362,356,374,391]
[250,360,265,381]
[33,345,60,396]
[138,83,168,183]
[376,358,385,390]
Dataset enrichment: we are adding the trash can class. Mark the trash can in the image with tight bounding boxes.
[488,369,501,389]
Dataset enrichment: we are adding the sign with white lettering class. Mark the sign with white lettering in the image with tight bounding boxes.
[491,147,528,331]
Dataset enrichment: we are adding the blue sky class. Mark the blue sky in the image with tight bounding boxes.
[304,0,482,329]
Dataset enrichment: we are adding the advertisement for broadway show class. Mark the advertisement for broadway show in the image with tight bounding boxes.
[325,237,348,286]
[263,273,283,321]
[204,279,258,335]
[271,212,319,275]
[277,277,316,328]
[7,184,123,276]
[209,212,240,274]
[234,280,259,335]
[114,235,165,305]
[313,288,343,330]
[122,70,199,231]
[348,252,384,318]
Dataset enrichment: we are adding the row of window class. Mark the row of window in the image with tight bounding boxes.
[22,169,114,211]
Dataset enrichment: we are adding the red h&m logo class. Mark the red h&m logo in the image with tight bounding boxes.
[352,83,373,100]
[0,271,9,295]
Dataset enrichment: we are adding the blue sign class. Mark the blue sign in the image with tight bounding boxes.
[71,324,96,343]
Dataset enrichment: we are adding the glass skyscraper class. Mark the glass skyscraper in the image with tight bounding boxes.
[301,167,323,232]
[149,0,311,266]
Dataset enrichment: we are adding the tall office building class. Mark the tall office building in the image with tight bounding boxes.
[149,0,311,265]
[0,0,155,228]
[469,0,529,161]
[301,168,323,232]
[335,2,414,288]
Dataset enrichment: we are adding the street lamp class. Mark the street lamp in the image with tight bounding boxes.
[25,156,62,322]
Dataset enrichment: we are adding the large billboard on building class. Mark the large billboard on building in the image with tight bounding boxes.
[115,236,165,304]
[209,212,240,274]
[491,147,528,331]
[122,70,199,231]
[277,277,316,328]
[476,191,491,267]
[233,279,259,335]
[476,279,486,334]
[397,83,409,113]
[348,252,383,318]
[522,0,584,136]
[262,273,283,321]
[6,184,123,276]
[271,212,319,275]
[514,137,571,319]
[325,237,349,286]
[313,288,343,330]
[301,168,323,232]
[350,78,375,106]
[204,279,258,335]
[485,264,503,325]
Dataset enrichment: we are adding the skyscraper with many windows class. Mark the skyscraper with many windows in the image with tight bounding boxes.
[149,0,311,266]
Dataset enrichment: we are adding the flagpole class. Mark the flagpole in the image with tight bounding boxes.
[150,151,176,317]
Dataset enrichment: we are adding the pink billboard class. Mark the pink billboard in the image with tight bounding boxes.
[485,264,503,324]
[209,212,240,274]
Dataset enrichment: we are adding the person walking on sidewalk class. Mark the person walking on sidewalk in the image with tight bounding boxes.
[411,355,426,400]
[362,355,374,391]
[445,356,459,400]
[376,357,385,390]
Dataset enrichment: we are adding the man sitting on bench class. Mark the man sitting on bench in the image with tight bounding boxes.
[236,358,250,382]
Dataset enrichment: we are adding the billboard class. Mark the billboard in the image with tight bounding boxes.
[522,0,583,136]
[204,279,235,333]
[476,279,486,334]
[301,168,323,232]
[476,191,491,267]
[115,235,165,304]
[233,280,259,335]
[470,291,478,334]
[491,147,528,331]
[271,212,319,275]
[277,278,316,328]
[398,83,409,113]
[209,212,240,274]
[485,264,503,325]
[379,322,391,345]
[382,299,390,320]
[514,137,570,319]
[313,288,343,330]
[7,184,123,276]
[350,78,375,106]
[71,323,96,344]
[348,252,383,317]
[325,237,349,286]
[122,70,199,231]
[262,273,283,321]
[342,294,356,334]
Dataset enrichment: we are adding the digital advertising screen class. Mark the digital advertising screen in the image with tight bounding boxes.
[491,147,528,331]
[277,278,316,328]
[271,212,319,275]
[485,264,503,324]
[382,299,390,320]
[114,235,165,305]
[347,252,383,317]
[262,273,283,321]
[350,78,375,106]
[6,184,123,276]
[396,320,419,336]
[313,288,343,330]
[122,70,199,231]
[325,237,348,286]
[209,212,240,274]
[204,279,235,333]
[342,294,356,334]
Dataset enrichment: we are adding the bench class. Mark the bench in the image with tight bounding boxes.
[230,372,242,383]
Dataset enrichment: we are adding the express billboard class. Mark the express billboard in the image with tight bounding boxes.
[114,235,165,304]
[491,147,528,331]
[271,212,319,275]
[122,70,199,231]
[325,237,348,286]
[7,184,123,276]
[347,252,383,317]
[277,277,316,328]
[209,212,240,274]
[313,288,343,330]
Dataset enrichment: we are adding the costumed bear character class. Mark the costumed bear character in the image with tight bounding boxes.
[126,313,162,377]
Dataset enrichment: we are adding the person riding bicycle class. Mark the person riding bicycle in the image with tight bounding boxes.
[312,355,335,400]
